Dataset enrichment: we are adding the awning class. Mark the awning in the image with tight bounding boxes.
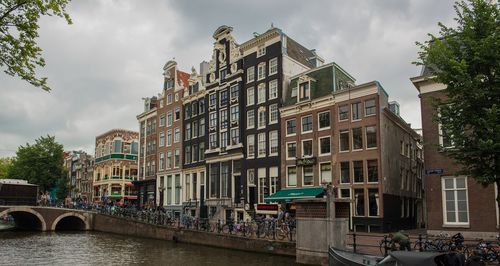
[124,196,137,200]
[264,187,325,203]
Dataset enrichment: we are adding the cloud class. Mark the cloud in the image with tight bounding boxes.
[0,0,456,157]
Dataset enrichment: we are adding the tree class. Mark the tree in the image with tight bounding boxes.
[0,157,13,179]
[0,0,72,92]
[416,0,500,215]
[8,135,66,192]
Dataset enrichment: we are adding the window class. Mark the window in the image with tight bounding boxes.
[318,111,330,129]
[209,112,217,128]
[258,133,266,157]
[287,167,297,187]
[269,131,278,155]
[353,161,364,183]
[269,104,278,124]
[221,163,229,197]
[131,141,138,155]
[258,168,267,203]
[230,127,239,145]
[247,110,255,128]
[185,146,191,164]
[352,102,362,120]
[174,128,180,143]
[230,84,239,99]
[174,150,180,168]
[165,79,174,89]
[192,144,198,162]
[442,176,469,224]
[199,118,205,136]
[319,137,331,155]
[185,104,191,119]
[220,110,228,129]
[257,84,265,103]
[199,142,205,160]
[210,164,219,198]
[209,133,217,149]
[257,46,266,57]
[160,114,165,127]
[163,152,171,171]
[320,162,332,184]
[167,94,173,105]
[159,132,165,146]
[209,93,217,106]
[365,99,376,116]
[269,167,278,195]
[286,119,296,135]
[340,161,350,183]
[192,121,198,138]
[247,135,255,158]
[301,116,313,132]
[192,101,198,116]
[174,174,181,204]
[166,175,172,204]
[199,100,205,114]
[368,189,379,217]
[352,127,363,150]
[355,189,365,216]
[303,166,314,186]
[159,153,164,171]
[247,87,255,106]
[230,105,239,122]
[113,139,122,153]
[366,126,377,148]
[439,123,454,148]
[258,108,266,128]
[247,169,255,186]
[299,82,310,101]
[339,188,351,199]
[220,68,227,81]
[167,112,172,126]
[185,123,191,140]
[367,160,378,182]
[220,90,228,106]
[286,142,296,159]
[257,63,266,80]
[269,80,278,99]
[167,130,172,146]
[247,67,255,83]
[302,140,313,157]
[339,105,349,121]
[220,132,227,149]
[269,58,278,75]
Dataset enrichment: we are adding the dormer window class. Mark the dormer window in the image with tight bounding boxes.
[257,46,266,57]
[299,81,310,101]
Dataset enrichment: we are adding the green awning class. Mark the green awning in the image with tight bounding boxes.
[264,187,325,203]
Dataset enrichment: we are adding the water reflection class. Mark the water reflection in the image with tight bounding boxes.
[0,231,298,266]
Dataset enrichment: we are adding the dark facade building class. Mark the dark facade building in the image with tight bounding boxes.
[412,69,498,238]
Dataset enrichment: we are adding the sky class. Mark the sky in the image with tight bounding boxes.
[0,0,457,157]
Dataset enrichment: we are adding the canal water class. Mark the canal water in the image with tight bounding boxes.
[0,231,298,266]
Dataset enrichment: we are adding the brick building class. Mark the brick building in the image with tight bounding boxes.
[64,150,94,200]
[272,63,424,232]
[411,71,498,238]
[93,129,139,204]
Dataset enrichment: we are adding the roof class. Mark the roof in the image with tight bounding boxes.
[285,36,317,68]
[176,70,190,88]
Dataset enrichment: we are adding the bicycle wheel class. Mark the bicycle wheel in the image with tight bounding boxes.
[276,229,286,241]
[222,224,230,234]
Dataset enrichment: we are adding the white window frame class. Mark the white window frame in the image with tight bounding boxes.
[338,188,351,199]
[247,67,255,83]
[301,115,313,133]
[318,111,331,130]
[257,62,266,80]
[302,165,314,187]
[247,134,255,159]
[318,136,331,156]
[269,57,278,76]
[301,139,313,158]
[286,141,297,160]
[257,83,266,104]
[286,119,296,136]
[286,166,297,187]
[319,162,332,184]
[365,125,378,150]
[257,45,266,57]
[246,87,255,106]
[269,104,278,124]
[247,109,255,129]
[258,107,266,129]
[174,128,180,143]
[269,130,278,156]
[441,176,470,226]
[364,99,376,117]
[257,133,266,158]
[269,80,278,100]
[351,127,363,151]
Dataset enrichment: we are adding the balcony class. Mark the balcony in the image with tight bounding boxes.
[95,153,138,163]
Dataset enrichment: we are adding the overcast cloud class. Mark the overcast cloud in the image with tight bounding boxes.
[0,0,456,157]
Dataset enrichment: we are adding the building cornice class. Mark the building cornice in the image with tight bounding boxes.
[240,28,281,51]
[280,95,335,117]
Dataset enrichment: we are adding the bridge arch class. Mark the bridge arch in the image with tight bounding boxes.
[51,212,89,231]
[0,207,47,231]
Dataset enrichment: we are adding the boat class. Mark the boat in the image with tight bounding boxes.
[329,247,383,266]
[329,247,451,266]
[0,222,15,231]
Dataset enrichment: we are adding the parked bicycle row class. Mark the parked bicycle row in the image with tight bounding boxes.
[379,232,500,263]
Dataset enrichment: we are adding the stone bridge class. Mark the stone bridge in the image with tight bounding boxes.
[0,206,93,231]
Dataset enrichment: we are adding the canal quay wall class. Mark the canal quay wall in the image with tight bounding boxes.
[92,213,296,258]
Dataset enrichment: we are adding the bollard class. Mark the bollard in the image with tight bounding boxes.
[353,233,357,253]
[418,234,423,252]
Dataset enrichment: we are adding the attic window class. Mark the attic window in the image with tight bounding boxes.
[257,46,266,57]
[299,81,310,101]
[291,87,297,97]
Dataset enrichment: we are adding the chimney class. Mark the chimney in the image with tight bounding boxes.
[389,101,400,116]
